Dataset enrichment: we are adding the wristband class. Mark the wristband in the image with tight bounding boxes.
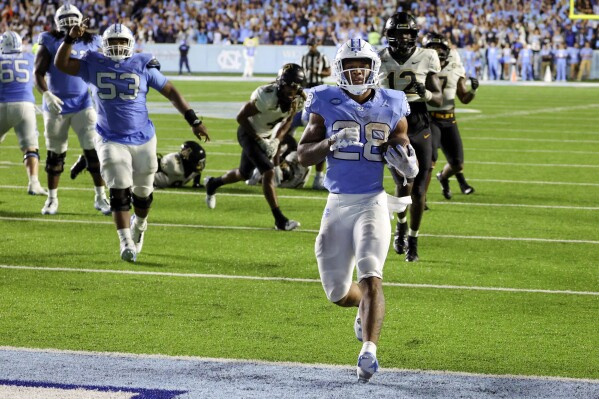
[184,109,202,127]
[424,89,433,102]
[64,35,76,44]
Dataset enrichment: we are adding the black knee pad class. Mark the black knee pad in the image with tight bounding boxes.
[109,188,131,212]
[23,150,40,162]
[83,149,101,174]
[131,192,153,210]
[45,151,66,176]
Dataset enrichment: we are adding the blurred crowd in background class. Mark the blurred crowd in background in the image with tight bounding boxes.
[2,0,597,80]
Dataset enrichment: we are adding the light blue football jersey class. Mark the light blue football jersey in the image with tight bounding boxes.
[78,52,167,145]
[38,32,101,114]
[0,52,35,103]
[304,86,410,194]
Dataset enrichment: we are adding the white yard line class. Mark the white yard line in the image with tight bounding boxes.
[1,265,597,296]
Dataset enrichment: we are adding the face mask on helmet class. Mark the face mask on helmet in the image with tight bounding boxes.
[102,24,135,61]
[385,12,419,57]
[0,31,23,54]
[334,38,381,95]
[276,63,305,112]
[423,33,450,64]
[180,141,206,177]
[54,4,83,33]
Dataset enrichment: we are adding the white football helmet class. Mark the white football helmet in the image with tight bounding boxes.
[0,31,23,54]
[334,38,381,95]
[54,4,83,33]
[102,24,135,61]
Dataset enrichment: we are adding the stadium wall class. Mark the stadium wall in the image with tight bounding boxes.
[145,44,599,79]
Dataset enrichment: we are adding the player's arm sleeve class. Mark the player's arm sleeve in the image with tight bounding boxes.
[250,87,269,113]
[147,61,168,91]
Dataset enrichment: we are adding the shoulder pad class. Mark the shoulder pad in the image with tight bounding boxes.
[147,58,161,70]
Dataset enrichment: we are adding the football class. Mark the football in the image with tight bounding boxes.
[381,136,410,154]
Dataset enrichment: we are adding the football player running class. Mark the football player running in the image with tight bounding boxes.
[55,21,209,262]
[423,33,478,199]
[0,31,47,196]
[379,12,443,262]
[297,38,415,383]
[204,63,305,231]
[35,4,110,216]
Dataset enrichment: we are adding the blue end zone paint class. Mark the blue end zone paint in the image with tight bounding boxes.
[0,379,186,399]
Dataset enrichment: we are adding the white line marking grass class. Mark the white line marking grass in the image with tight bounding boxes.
[1,216,599,243]
[1,346,598,384]
[1,265,597,296]
[0,216,599,245]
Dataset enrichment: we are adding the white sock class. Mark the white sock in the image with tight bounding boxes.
[94,186,106,197]
[360,341,377,357]
[48,188,58,199]
[133,215,147,226]
[408,229,419,237]
[399,216,407,224]
[117,228,132,243]
[29,175,39,184]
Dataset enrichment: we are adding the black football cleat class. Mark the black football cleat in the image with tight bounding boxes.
[70,154,87,180]
[436,172,452,200]
[459,182,475,195]
[405,236,419,262]
[393,221,408,254]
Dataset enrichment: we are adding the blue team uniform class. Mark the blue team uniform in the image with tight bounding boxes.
[0,52,35,103]
[76,52,168,145]
[304,86,410,194]
[38,32,101,114]
[519,48,533,81]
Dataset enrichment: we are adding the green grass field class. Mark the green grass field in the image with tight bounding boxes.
[0,81,598,380]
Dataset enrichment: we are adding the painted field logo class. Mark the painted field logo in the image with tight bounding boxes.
[0,379,186,399]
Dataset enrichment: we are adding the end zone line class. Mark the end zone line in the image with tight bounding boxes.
[1,265,597,296]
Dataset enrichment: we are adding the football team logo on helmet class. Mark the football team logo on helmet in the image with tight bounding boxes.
[0,31,23,54]
[333,38,381,95]
[385,12,419,57]
[102,23,135,61]
[54,3,83,33]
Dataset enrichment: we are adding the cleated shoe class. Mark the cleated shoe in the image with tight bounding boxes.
[275,219,300,231]
[357,352,379,383]
[204,177,217,209]
[28,181,47,196]
[312,174,325,190]
[245,168,261,185]
[405,236,419,262]
[354,310,363,342]
[41,197,58,215]
[436,172,452,199]
[393,222,408,254]
[94,195,111,216]
[130,214,147,253]
[459,182,475,195]
[120,240,137,263]
[70,154,87,180]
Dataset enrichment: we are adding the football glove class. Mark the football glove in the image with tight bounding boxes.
[43,91,64,114]
[329,127,363,151]
[470,77,479,91]
[258,137,280,158]
[384,143,419,179]
[413,81,426,98]
[274,165,283,186]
